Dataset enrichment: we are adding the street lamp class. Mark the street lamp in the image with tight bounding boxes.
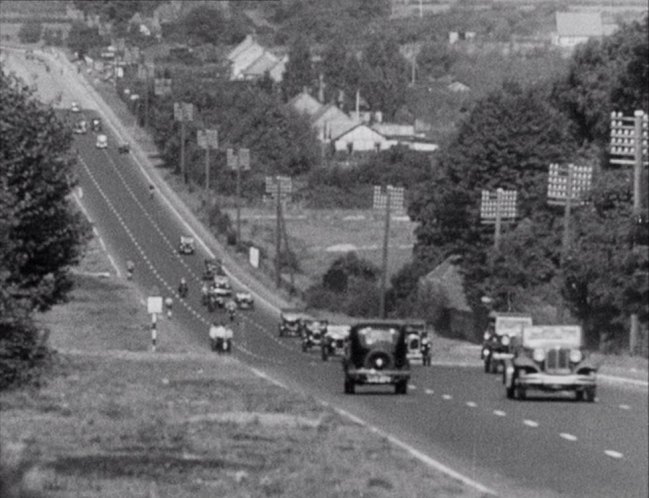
[610,110,649,354]
[173,102,194,184]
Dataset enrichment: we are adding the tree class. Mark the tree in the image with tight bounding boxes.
[0,71,89,312]
[359,34,409,119]
[67,22,104,59]
[18,21,42,44]
[281,36,314,101]
[610,16,649,114]
[562,171,647,349]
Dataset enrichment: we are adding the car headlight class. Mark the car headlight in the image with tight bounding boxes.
[532,348,545,363]
[483,332,490,341]
[482,348,490,357]
[569,349,582,363]
[501,335,510,346]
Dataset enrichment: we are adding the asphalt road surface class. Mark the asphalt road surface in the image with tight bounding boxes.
[4,46,648,498]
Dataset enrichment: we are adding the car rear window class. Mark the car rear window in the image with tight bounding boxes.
[358,327,397,346]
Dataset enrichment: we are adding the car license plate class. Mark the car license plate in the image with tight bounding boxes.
[367,374,390,384]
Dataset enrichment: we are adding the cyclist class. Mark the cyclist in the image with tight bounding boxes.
[126,260,135,280]
[178,277,188,298]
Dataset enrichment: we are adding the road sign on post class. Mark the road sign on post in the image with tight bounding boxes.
[610,110,649,355]
[173,102,194,184]
[373,185,405,319]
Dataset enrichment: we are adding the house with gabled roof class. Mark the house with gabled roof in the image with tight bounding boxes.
[287,90,323,116]
[552,11,617,48]
[311,103,357,142]
[331,123,390,153]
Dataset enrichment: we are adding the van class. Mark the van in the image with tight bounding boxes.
[95,134,108,149]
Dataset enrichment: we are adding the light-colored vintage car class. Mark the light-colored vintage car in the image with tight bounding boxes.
[234,290,254,310]
[504,325,597,401]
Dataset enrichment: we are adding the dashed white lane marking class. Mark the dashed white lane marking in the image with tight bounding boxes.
[523,419,539,428]
[442,394,452,400]
[466,401,477,408]
[619,404,631,410]
[424,388,434,395]
[604,450,624,459]
[560,433,578,442]
[493,410,507,417]
[409,384,417,390]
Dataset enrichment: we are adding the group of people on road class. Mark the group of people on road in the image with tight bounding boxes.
[125,260,236,353]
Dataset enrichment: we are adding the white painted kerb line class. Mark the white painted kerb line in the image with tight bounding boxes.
[245,367,494,495]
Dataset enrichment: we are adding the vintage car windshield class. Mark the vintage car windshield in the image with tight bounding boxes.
[358,327,397,346]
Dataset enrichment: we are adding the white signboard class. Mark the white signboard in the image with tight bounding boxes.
[495,315,532,337]
[147,296,163,314]
[522,325,582,349]
[249,246,260,268]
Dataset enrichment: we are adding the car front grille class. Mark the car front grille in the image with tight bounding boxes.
[545,348,571,374]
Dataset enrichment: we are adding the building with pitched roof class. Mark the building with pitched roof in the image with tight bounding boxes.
[552,11,617,48]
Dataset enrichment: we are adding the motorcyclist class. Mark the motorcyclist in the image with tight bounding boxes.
[126,260,135,280]
[178,277,188,298]
[421,332,432,367]
[222,323,234,353]
[164,296,173,319]
[201,282,209,306]
[225,299,237,322]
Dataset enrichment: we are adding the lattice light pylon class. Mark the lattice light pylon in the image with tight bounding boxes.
[480,189,517,224]
[373,185,405,215]
[610,110,648,166]
[547,163,593,206]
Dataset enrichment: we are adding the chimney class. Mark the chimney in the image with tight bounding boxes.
[318,73,325,103]
[355,89,360,122]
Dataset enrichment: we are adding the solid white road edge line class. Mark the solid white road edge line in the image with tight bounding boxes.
[247,366,495,496]
[598,374,648,388]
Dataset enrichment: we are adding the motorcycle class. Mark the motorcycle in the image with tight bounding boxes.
[214,337,232,354]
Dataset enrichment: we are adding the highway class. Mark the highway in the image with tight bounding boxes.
[4,47,648,498]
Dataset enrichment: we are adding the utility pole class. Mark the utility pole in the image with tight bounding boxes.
[275,179,282,289]
[174,102,194,184]
[373,185,405,319]
[228,148,250,251]
[610,110,648,354]
[547,162,594,321]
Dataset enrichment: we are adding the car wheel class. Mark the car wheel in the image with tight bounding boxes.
[302,342,308,352]
[395,380,408,395]
[321,349,328,361]
[344,378,355,394]
[516,386,526,400]
[279,328,283,337]
[506,382,515,399]
[484,357,490,373]
[585,387,596,402]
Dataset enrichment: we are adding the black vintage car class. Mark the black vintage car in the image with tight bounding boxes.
[321,324,351,361]
[342,321,411,395]
[300,318,328,352]
[278,308,305,337]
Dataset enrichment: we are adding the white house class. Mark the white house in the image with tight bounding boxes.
[332,123,390,153]
[227,35,266,79]
[552,12,616,48]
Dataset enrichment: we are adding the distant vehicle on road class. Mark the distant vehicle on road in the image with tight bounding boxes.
[343,321,411,395]
[504,324,597,401]
[73,119,87,134]
[95,134,108,149]
[178,236,195,255]
[482,312,532,374]
[278,308,306,337]
[117,143,130,154]
[300,318,328,352]
[234,290,254,310]
[321,324,350,361]
[70,101,80,113]
[90,117,102,132]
